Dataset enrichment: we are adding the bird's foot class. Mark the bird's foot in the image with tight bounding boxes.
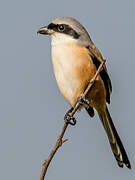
[64,108,77,126]
[77,96,90,108]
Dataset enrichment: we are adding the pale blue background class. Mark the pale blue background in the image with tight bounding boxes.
[0,0,135,179]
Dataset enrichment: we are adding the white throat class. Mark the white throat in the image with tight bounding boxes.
[51,33,77,46]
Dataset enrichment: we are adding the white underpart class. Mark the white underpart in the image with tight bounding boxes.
[51,34,81,106]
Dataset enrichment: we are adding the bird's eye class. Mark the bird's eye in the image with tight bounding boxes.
[58,25,65,31]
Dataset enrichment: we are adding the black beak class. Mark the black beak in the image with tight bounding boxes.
[37,26,53,35]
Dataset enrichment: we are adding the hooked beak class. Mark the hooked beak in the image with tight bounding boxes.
[37,26,53,35]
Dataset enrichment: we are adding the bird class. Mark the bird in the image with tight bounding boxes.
[37,17,131,169]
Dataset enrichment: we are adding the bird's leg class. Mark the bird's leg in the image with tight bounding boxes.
[64,107,77,126]
[64,95,90,126]
[77,95,90,108]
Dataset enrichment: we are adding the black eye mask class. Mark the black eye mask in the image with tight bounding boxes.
[47,23,80,39]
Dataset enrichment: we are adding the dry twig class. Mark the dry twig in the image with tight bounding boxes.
[39,59,106,180]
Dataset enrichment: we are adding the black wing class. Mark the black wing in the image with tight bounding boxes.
[86,46,112,104]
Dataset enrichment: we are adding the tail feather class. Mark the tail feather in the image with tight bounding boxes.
[98,106,131,169]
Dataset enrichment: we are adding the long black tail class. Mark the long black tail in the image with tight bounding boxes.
[98,106,131,169]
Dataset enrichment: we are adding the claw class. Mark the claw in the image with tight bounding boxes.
[77,96,90,108]
[64,108,77,126]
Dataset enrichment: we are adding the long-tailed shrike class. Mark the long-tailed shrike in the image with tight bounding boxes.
[37,17,131,169]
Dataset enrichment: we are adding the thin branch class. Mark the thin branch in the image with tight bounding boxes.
[39,59,106,180]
